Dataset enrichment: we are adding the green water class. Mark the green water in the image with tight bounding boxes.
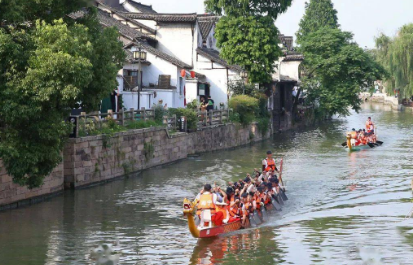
[1,103,413,264]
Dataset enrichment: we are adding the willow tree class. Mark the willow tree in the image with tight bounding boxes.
[0,3,125,188]
[204,0,293,83]
[374,24,413,98]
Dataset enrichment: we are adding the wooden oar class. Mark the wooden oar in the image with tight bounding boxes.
[271,195,282,211]
[278,159,288,201]
[341,141,348,147]
[280,188,288,201]
[376,141,384,145]
[368,143,375,148]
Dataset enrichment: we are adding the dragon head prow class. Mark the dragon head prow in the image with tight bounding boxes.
[183,198,195,215]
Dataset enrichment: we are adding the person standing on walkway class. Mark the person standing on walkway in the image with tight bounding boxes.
[206,96,214,111]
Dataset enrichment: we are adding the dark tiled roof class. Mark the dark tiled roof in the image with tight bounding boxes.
[97,10,156,42]
[126,0,156,13]
[125,42,192,69]
[279,75,297,83]
[197,16,219,40]
[99,0,128,12]
[67,9,88,19]
[279,34,294,51]
[124,12,198,22]
[196,47,242,72]
[283,52,304,62]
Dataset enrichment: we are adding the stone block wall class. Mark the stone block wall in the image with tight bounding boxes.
[0,159,64,209]
[63,123,270,188]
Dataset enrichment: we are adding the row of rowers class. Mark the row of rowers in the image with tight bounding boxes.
[347,117,377,146]
[194,151,284,228]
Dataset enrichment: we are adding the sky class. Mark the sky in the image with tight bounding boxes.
[141,0,413,48]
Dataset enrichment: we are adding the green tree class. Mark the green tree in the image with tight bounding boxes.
[386,24,413,98]
[215,16,281,83]
[296,0,339,44]
[300,28,384,117]
[205,0,293,83]
[205,0,292,19]
[0,6,125,188]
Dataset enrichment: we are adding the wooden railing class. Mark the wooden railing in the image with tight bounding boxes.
[196,109,231,127]
[69,108,232,138]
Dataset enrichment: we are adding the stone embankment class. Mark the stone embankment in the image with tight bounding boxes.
[0,161,64,211]
[360,92,402,110]
[1,123,270,209]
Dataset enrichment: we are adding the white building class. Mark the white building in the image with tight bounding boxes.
[94,0,243,111]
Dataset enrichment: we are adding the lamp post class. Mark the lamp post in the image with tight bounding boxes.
[133,44,147,110]
[240,71,248,94]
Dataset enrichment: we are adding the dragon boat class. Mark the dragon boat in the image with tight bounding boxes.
[183,160,288,238]
[343,134,384,152]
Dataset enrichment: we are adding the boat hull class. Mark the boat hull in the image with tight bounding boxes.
[199,221,243,238]
[346,144,372,152]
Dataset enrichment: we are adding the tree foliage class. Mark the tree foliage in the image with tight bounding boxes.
[296,0,384,118]
[205,0,292,83]
[374,24,413,98]
[0,5,125,188]
[205,0,292,20]
[296,0,339,44]
[300,28,384,117]
[215,16,282,83]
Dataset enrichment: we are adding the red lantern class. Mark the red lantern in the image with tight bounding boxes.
[190,71,196,78]
[180,69,186,78]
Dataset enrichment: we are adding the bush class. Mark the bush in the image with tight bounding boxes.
[154,104,165,124]
[169,107,198,131]
[186,99,199,111]
[228,95,258,126]
[126,120,159,130]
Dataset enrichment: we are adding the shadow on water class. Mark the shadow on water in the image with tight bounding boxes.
[1,102,413,264]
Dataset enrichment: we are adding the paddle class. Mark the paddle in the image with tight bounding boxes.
[376,141,384,145]
[280,188,288,201]
[341,141,348,147]
[368,143,375,148]
[271,195,282,211]
[278,159,288,201]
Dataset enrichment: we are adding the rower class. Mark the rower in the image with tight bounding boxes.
[366,117,375,135]
[350,128,358,146]
[195,184,224,228]
[262,151,279,174]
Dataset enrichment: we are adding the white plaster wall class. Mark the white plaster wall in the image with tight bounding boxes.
[206,25,218,50]
[196,23,203,48]
[279,60,302,82]
[195,54,233,106]
[186,80,198,104]
[156,23,194,66]
[134,19,157,30]
[141,53,178,88]
[122,1,139,12]
[122,91,139,110]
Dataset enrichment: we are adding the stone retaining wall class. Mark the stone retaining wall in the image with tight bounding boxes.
[0,123,270,208]
[63,123,270,188]
[0,160,64,210]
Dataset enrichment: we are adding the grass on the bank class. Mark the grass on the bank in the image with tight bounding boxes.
[78,119,163,137]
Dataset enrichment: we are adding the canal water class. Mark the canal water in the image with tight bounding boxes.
[1,102,413,265]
